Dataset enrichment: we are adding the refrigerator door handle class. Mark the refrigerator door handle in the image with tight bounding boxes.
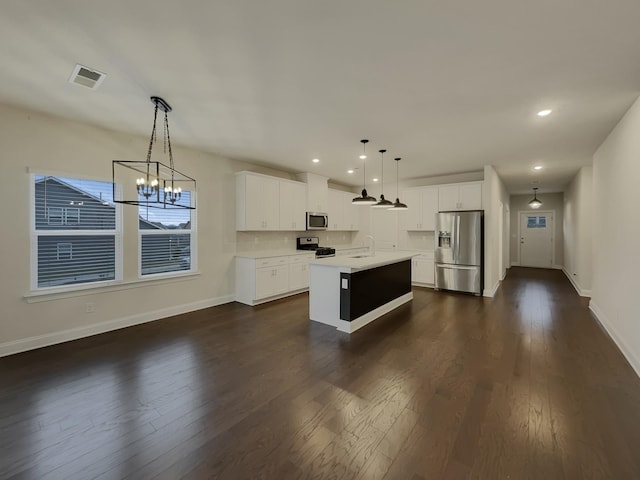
[456,215,461,262]
[436,263,477,270]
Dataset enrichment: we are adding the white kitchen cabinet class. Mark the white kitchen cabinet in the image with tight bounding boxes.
[297,173,329,213]
[328,189,360,231]
[327,189,343,231]
[412,252,434,286]
[256,264,289,299]
[236,253,315,305]
[279,180,306,231]
[438,182,482,211]
[289,257,311,290]
[236,172,280,231]
[371,208,398,250]
[401,187,438,231]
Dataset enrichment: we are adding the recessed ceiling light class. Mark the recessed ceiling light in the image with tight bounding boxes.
[359,154,367,159]
[347,169,354,174]
[312,158,320,163]
[533,165,543,170]
[372,178,379,182]
[537,109,552,117]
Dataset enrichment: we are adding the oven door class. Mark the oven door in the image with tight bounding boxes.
[306,212,328,230]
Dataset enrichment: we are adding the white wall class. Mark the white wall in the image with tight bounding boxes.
[509,192,564,268]
[591,96,640,377]
[563,166,593,296]
[483,165,510,296]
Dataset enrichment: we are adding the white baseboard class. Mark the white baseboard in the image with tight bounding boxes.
[590,301,640,379]
[0,294,235,358]
[553,264,563,270]
[336,292,413,334]
[483,281,500,298]
[510,261,520,267]
[561,267,592,297]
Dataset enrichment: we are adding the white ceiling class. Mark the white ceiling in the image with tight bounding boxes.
[1,0,639,194]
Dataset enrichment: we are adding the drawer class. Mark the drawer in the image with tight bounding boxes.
[255,256,289,268]
[289,254,315,264]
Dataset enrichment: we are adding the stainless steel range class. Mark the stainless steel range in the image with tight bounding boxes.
[296,236,336,258]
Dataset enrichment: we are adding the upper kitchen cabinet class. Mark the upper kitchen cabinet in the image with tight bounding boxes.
[438,182,482,211]
[236,172,279,231]
[279,180,306,231]
[297,173,328,213]
[327,189,359,231]
[401,186,438,231]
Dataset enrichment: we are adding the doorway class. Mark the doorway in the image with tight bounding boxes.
[519,211,554,268]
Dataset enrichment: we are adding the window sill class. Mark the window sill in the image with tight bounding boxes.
[24,271,201,303]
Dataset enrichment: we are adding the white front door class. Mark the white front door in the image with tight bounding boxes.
[519,212,553,268]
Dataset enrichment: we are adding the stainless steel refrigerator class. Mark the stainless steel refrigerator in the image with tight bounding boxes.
[435,210,484,295]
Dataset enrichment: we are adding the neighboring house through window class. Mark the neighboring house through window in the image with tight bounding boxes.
[138,191,195,277]
[32,175,122,289]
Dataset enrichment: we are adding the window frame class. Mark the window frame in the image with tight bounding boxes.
[30,172,123,293]
[137,192,197,279]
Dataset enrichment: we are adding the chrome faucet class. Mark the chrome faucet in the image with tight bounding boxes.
[365,235,375,256]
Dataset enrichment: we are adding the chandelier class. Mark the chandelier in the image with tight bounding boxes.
[112,96,196,210]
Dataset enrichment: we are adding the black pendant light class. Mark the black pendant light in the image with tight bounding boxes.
[529,187,542,209]
[389,157,408,210]
[372,149,393,209]
[352,139,377,205]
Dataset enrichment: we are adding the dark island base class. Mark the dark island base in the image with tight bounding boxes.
[339,260,412,321]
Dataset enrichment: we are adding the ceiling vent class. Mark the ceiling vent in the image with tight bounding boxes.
[68,64,106,90]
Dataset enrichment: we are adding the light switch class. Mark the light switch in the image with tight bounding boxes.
[341,278,348,289]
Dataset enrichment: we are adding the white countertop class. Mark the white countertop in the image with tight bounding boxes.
[309,251,417,272]
[235,245,369,259]
[235,249,316,259]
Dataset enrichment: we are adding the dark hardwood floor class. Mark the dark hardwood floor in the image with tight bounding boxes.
[2,267,640,479]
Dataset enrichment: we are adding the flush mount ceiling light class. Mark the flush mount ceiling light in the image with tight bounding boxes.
[537,109,552,117]
[113,96,196,210]
[372,149,393,209]
[529,187,543,209]
[352,139,377,205]
[533,165,543,170]
[389,157,408,210]
[312,158,320,163]
[347,169,355,174]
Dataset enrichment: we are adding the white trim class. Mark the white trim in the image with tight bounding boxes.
[0,294,235,358]
[562,267,592,297]
[483,280,500,297]
[335,292,413,333]
[552,264,563,270]
[517,209,556,268]
[24,271,201,302]
[510,261,520,267]
[590,301,640,379]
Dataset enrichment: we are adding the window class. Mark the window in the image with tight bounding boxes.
[47,207,80,225]
[56,242,73,260]
[32,175,121,289]
[527,216,547,229]
[138,191,195,276]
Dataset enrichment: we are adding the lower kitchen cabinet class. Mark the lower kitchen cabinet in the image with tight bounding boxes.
[288,256,311,291]
[411,252,434,286]
[236,253,315,305]
[255,264,289,299]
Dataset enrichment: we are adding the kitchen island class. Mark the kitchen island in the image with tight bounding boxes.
[309,251,416,333]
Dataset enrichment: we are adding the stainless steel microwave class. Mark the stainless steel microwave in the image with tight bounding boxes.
[306,212,328,230]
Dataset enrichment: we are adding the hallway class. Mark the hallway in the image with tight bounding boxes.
[1,268,639,479]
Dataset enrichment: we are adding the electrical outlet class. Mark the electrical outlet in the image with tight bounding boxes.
[85,302,95,313]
